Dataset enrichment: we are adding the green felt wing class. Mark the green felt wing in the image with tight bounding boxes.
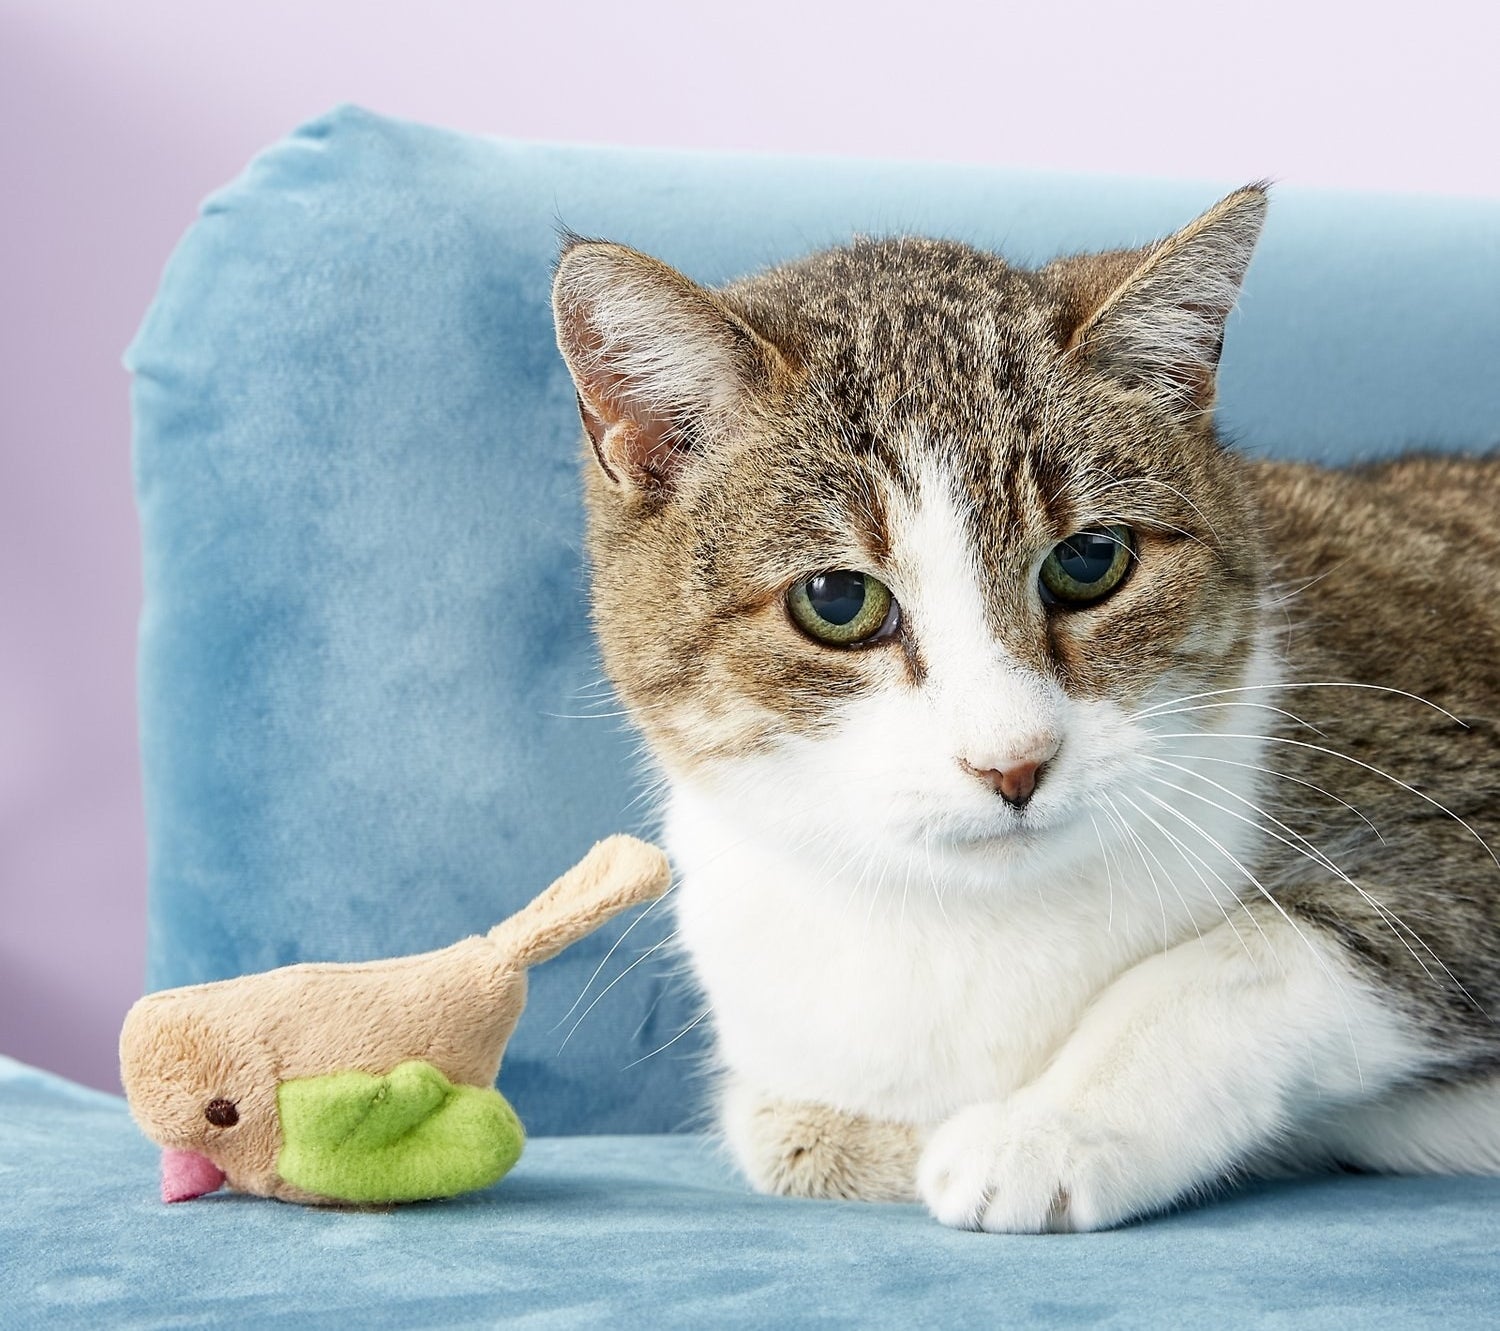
[276,1061,525,1203]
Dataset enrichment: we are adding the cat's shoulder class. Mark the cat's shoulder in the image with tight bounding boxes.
[1246,448,1500,539]
[1244,449,1500,660]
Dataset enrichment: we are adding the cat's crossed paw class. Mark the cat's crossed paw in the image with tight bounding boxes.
[918,1094,1149,1233]
[722,1080,921,1202]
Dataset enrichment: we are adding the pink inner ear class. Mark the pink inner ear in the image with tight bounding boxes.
[161,1148,226,1202]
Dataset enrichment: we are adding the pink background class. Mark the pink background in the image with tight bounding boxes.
[3,0,1497,1093]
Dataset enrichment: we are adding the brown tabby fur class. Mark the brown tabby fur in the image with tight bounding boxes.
[558,192,1500,1074]
[1253,454,1500,1052]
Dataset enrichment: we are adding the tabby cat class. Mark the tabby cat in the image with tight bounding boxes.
[550,186,1500,1231]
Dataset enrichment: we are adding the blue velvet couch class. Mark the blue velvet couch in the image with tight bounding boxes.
[10,107,1500,1326]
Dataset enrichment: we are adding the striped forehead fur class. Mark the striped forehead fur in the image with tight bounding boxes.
[563,190,1268,778]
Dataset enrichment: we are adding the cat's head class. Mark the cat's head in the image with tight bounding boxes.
[553,188,1269,894]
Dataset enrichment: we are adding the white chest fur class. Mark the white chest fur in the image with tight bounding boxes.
[659,463,1284,1132]
[667,789,1181,1126]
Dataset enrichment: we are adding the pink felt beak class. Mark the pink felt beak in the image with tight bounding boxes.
[161,1148,227,1202]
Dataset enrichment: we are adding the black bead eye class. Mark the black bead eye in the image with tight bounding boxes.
[787,570,899,646]
[204,1098,239,1127]
[1040,526,1135,607]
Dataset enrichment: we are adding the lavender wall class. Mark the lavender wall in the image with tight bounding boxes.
[2,0,1496,1093]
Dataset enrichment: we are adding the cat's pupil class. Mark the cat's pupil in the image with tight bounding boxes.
[807,571,868,625]
[1055,531,1117,585]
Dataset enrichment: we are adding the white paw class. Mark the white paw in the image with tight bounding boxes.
[917,1096,1140,1233]
[721,1080,921,1202]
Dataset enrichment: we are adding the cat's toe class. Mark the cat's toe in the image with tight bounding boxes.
[918,1098,1124,1234]
[916,1103,1010,1228]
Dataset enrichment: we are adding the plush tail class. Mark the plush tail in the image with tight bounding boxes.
[487,836,671,971]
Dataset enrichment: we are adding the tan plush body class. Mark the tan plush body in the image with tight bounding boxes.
[120,836,669,1204]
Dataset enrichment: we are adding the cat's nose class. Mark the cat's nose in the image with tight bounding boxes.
[959,740,1058,810]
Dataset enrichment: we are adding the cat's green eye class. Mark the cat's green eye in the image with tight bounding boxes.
[787,570,898,646]
[1039,525,1135,607]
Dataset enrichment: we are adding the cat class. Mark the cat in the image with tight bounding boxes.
[549,184,1500,1232]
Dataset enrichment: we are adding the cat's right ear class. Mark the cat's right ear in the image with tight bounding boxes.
[1057,184,1268,419]
[552,241,778,492]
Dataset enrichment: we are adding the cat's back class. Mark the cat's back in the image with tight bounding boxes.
[1255,452,1500,552]
[1250,452,1500,679]
[1244,451,1499,927]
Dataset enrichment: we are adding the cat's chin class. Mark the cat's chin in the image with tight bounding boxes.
[943,828,1045,854]
[928,803,1082,853]
[907,816,1097,893]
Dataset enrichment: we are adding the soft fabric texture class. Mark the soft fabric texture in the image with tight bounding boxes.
[119,837,664,1203]
[126,106,1500,1139]
[160,1144,226,1203]
[275,1062,523,1204]
[8,106,1476,1323]
[7,1056,1500,1328]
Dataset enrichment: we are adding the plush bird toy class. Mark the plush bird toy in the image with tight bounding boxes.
[119,836,669,1206]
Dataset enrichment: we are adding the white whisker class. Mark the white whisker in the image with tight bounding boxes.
[1131,681,1468,729]
[1139,699,1328,736]
[1099,792,1171,953]
[1114,790,1262,963]
[1136,788,1367,1090]
[1087,809,1117,934]
[558,930,680,1053]
[1139,760,1485,1015]
[1152,749,1386,844]
[553,889,673,1030]
[621,1008,714,1070]
[1152,731,1499,868]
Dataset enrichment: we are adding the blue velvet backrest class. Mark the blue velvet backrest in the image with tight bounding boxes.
[128,106,1500,1134]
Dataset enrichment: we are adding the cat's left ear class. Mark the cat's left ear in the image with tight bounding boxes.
[552,240,782,492]
[1065,184,1268,417]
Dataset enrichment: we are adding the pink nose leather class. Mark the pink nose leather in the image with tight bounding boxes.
[961,758,1047,808]
[995,761,1040,805]
[161,1148,227,1202]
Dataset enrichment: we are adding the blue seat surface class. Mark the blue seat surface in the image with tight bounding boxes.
[91,106,1500,1324]
[9,1056,1500,1328]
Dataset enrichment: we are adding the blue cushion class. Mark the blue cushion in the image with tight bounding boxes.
[127,106,1500,1140]
[9,1056,1500,1327]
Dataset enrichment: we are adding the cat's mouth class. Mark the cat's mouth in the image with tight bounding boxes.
[925,797,1093,858]
[935,820,1052,853]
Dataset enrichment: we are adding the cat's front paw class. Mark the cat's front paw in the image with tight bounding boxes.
[722,1080,920,1202]
[917,1096,1145,1233]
